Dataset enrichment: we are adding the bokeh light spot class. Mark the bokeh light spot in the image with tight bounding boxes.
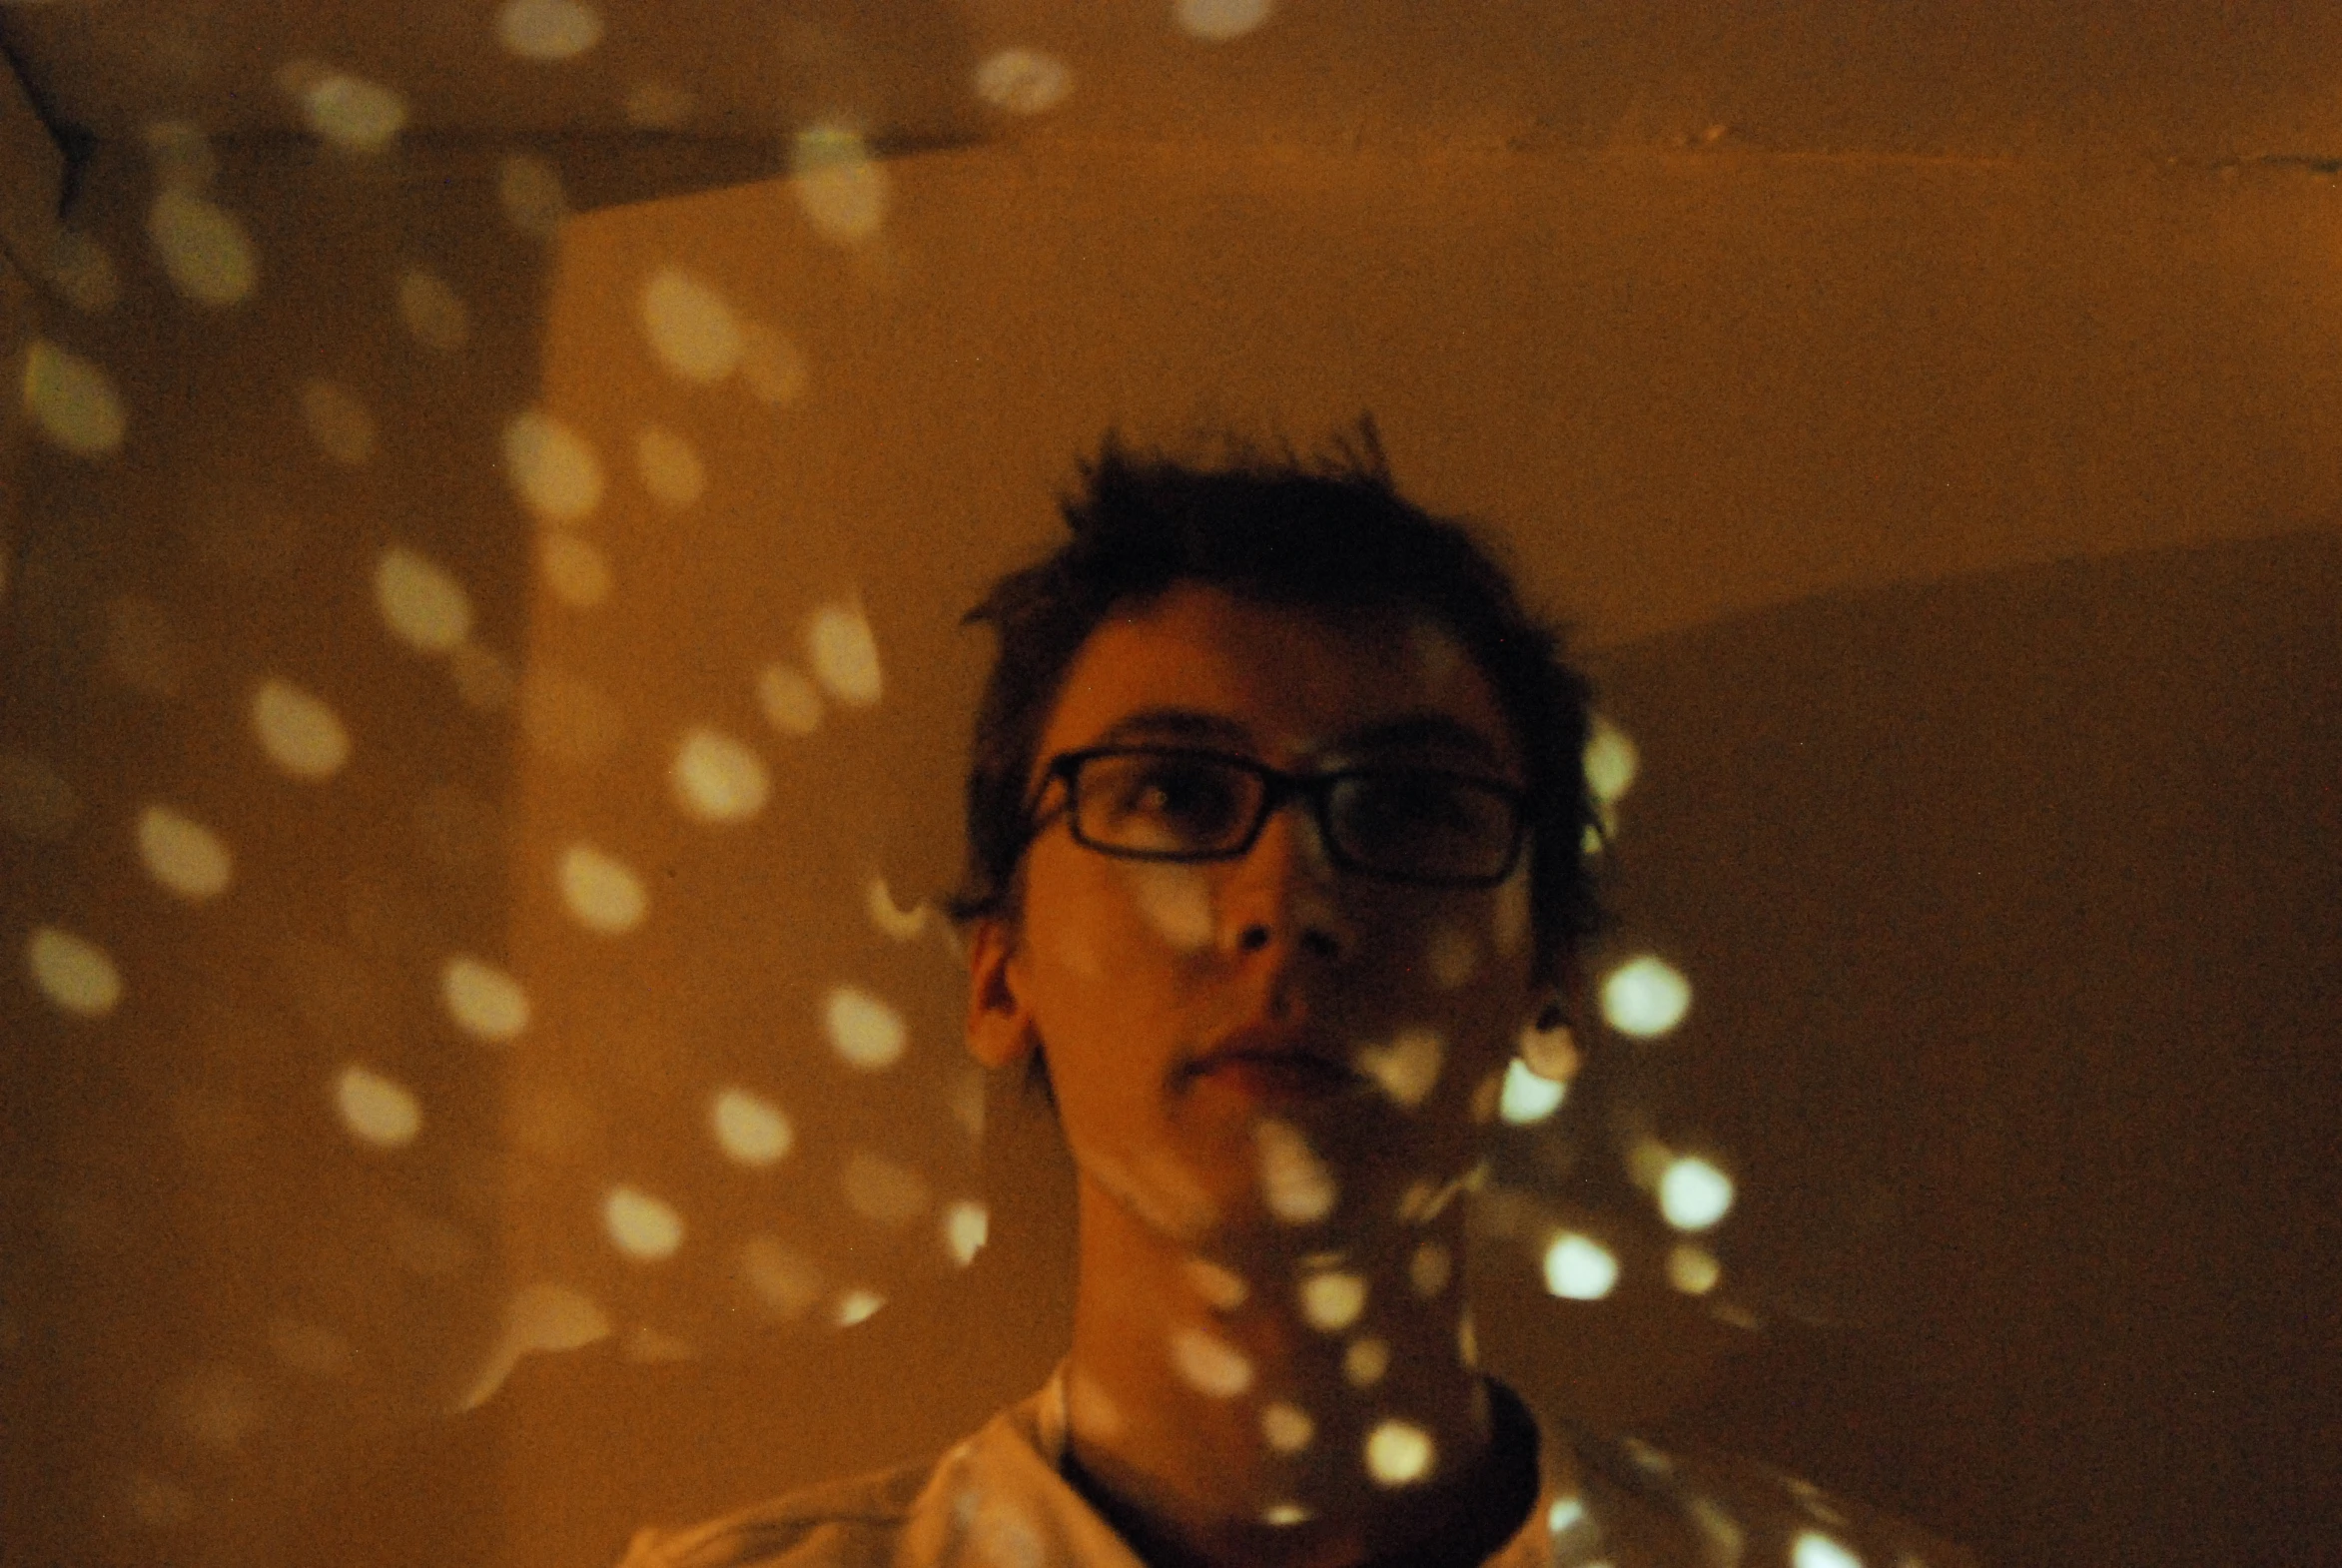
[558,843,647,933]
[1794,1532,1865,1568]
[458,1283,611,1411]
[791,125,888,244]
[1176,0,1273,41]
[376,545,473,651]
[1658,1155,1736,1231]
[1498,1059,1566,1125]
[137,804,233,900]
[396,268,470,352]
[23,340,126,456]
[1170,1324,1253,1397]
[1355,1028,1442,1109]
[498,0,604,60]
[1583,714,1639,806]
[974,48,1074,115]
[301,379,378,465]
[295,71,407,152]
[635,425,705,509]
[738,1235,822,1319]
[755,662,824,735]
[825,986,907,1071]
[640,268,744,383]
[440,955,530,1042]
[603,1185,683,1260]
[1409,1240,1452,1298]
[1298,1269,1367,1332]
[1182,1256,1249,1310]
[148,189,257,306]
[842,1151,931,1226]
[806,599,883,706]
[833,1288,886,1328]
[1517,1016,1581,1081]
[943,1199,989,1265]
[1260,1401,1314,1454]
[865,877,930,941]
[1254,1118,1337,1224]
[503,410,603,522]
[671,728,769,823]
[497,152,569,238]
[1263,1503,1313,1528]
[336,1064,421,1148]
[1364,1419,1435,1486]
[0,754,80,840]
[251,679,352,780]
[1601,955,1691,1038]
[1667,1243,1723,1295]
[539,532,612,607]
[26,926,122,1018]
[1542,1232,1620,1300]
[710,1087,793,1166]
[1342,1337,1389,1387]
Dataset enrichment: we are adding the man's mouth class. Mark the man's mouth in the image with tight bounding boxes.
[1184,1034,1366,1102]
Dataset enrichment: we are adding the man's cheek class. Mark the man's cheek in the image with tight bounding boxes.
[1121,861,1216,954]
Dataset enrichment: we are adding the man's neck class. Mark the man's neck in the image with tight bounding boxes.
[1058,1176,1535,1568]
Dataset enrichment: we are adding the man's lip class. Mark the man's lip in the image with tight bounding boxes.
[1183,1030,1365,1090]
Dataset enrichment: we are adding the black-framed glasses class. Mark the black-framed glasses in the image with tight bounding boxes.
[1025,746,1529,887]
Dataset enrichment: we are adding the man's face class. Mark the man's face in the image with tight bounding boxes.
[967,583,1541,1257]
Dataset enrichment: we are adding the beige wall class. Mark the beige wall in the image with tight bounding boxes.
[4,16,2338,1567]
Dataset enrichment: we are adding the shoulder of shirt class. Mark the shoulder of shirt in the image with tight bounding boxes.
[615,1457,935,1568]
[1549,1419,1981,1568]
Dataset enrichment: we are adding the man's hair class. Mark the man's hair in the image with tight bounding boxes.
[948,421,1605,986]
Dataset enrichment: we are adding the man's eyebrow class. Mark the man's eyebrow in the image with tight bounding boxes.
[1332,715,1510,771]
[1091,708,1257,750]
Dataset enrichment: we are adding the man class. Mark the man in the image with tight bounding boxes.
[625,429,1968,1568]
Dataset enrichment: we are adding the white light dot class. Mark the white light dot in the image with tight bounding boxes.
[1342,1337,1389,1387]
[1601,955,1692,1038]
[137,805,233,900]
[1170,1324,1253,1397]
[1547,1495,1588,1535]
[1364,1418,1435,1486]
[375,546,473,652]
[1263,1502,1313,1528]
[805,600,883,707]
[396,268,469,352]
[738,322,807,405]
[336,1064,421,1148]
[1260,1401,1314,1454]
[738,1235,822,1318]
[973,48,1073,115]
[1794,1532,1865,1568]
[709,1087,793,1166]
[22,341,125,456]
[635,425,705,509]
[440,955,530,1042]
[1182,1256,1249,1310]
[942,1199,989,1266]
[149,189,257,306]
[1542,1231,1620,1300]
[1584,715,1639,806]
[301,379,377,465]
[26,926,122,1019]
[791,125,888,244]
[497,152,568,239]
[299,72,407,152]
[1354,1028,1443,1109]
[640,267,743,383]
[1297,1270,1366,1332]
[1667,1243,1723,1295]
[498,0,604,60]
[251,679,351,780]
[558,843,646,934]
[1499,1058,1568,1126]
[1175,0,1273,42]
[1409,1240,1452,1298]
[671,728,769,823]
[502,410,603,522]
[1458,1310,1479,1366]
[539,532,611,607]
[865,877,929,941]
[833,1288,886,1327]
[46,230,119,314]
[1253,1118,1337,1224]
[1658,1155,1736,1231]
[825,985,907,1071]
[841,1151,931,1227]
[603,1184,683,1259]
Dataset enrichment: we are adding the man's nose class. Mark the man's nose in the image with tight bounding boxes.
[1222,799,1355,964]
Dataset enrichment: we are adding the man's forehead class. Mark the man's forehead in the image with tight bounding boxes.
[1039,585,1517,768]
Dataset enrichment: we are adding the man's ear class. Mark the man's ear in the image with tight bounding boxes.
[965,917,1038,1071]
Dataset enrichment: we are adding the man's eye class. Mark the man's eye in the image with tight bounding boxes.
[1343,776,1482,841]
[1121,763,1242,829]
